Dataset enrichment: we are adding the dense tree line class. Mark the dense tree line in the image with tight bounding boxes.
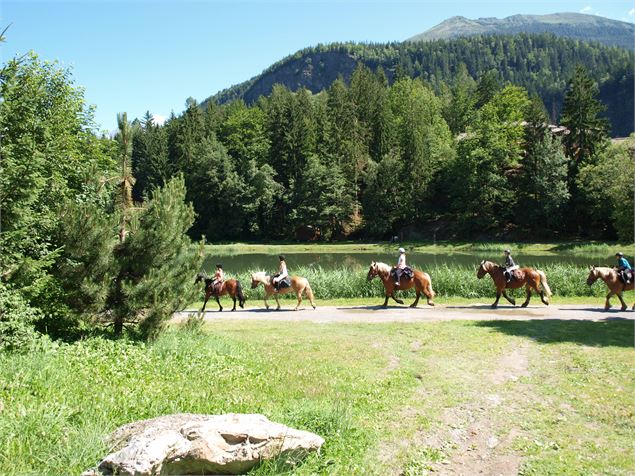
[134,63,633,242]
[209,34,634,136]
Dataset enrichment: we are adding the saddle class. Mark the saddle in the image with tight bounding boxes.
[391,266,414,280]
[208,281,223,295]
[618,269,633,284]
[272,275,291,291]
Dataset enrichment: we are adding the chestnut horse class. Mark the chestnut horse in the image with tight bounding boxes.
[366,261,435,307]
[250,271,316,310]
[195,272,246,312]
[586,266,634,311]
[477,260,551,308]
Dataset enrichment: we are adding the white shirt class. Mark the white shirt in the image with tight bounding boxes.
[397,254,406,269]
[278,262,288,279]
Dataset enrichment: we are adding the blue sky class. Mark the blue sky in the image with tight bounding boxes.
[2,0,634,131]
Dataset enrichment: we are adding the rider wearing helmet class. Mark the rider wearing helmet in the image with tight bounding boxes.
[393,247,407,286]
[272,255,288,291]
[503,249,518,283]
[616,252,632,284]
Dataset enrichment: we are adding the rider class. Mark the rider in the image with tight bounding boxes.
[211,263,224,293]
[393,247,407,286]
[616,252,632,284]
[272,255,288,291]
[503,249,518,283]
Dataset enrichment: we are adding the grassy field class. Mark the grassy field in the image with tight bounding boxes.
[206,241,635,256]
[1,318,633,475]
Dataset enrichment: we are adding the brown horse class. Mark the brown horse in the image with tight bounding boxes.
[366,261,435,307]
[250,271,316,310]
[195,272,246,312]
[477,260,551,308]
[586,266,634,311]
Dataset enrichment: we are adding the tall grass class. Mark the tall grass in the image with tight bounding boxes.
[222,264,606,301]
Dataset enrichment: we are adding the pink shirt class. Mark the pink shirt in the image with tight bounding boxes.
[397,254,406,269]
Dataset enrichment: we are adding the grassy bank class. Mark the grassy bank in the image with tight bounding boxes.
[194,264,613,303]
[1,319,632,475]
[206,241,634,256]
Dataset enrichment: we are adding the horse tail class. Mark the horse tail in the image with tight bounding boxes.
[538,270,552,297]
[304,281,316,308]
[236,280,246,308]
[424,272,435,299]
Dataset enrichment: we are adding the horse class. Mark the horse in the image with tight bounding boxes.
[586,266,634,311]
[366,261,435,308]
[194,272,246,312]
[250,271,316,311]
[477,260,551,308]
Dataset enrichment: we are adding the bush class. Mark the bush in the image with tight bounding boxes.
[0,284,48,352]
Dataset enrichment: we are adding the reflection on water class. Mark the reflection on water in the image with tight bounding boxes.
[202,251,610,273]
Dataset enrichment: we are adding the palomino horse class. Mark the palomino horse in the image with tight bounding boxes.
[586,266,634,311]
[477,260,551,308]
[250,272,316,310]
[195,272,246,312]
[366,261,435,307]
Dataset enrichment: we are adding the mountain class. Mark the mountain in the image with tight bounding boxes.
[204,34,634,136]
[407,13,635,50]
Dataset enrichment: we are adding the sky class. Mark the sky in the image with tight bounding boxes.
[2,0,634,132]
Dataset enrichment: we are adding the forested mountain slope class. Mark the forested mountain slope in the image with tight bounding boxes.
[205,34,634,136]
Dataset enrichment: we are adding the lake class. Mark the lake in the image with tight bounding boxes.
[202,251,614,274]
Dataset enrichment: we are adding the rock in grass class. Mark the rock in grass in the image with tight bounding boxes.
[82,413,324,475]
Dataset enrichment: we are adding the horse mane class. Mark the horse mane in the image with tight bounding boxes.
[592,266,615,278]
[251,271,272,283]
[374,262,392,278]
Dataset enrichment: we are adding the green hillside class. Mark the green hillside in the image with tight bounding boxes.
[205,34,634,136]
[407,12,635,50]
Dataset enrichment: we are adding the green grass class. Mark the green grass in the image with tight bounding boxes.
[206,241,634,256]
[1,319,633,475]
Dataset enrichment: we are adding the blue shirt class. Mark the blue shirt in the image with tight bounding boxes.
[618,257,632,270]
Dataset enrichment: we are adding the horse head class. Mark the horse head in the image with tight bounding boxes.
[367,261,378,281]
[586,265,598,286]
[476,260,488,279]
[194,272,206,285]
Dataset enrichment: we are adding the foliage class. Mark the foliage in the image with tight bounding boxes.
[0,283,47,353]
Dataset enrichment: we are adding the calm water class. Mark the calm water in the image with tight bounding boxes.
[202,251,613,274]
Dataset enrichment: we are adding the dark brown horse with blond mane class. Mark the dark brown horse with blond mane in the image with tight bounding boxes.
[586,266,634,311]
[367,261,435,307]
[477,260,551,308]
[195,272,246,312]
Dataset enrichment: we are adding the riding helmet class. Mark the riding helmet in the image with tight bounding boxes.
[504,249,511,254]
[279,255,285,261]
[398,247,405,253]
[616,252,624,257]
[216,263,223,269]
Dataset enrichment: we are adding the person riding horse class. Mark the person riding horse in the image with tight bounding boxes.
[272,255,289,291]
[211,263,224,294]
[616,252,632,284]
[503,249,519,283]
[392,247,413,286]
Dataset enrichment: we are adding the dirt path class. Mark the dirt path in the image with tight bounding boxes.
[174,304,633,324]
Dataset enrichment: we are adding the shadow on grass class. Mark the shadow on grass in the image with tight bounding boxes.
[476,319,634,347]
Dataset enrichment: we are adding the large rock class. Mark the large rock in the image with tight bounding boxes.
[83,413,324,475]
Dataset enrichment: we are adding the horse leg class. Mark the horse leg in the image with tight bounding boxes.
[492,291,502,309]
[410,291,420,308]
[294,289,302,311]
[617,292,627,311]
[216,296,223,312]
[391,293,405,305]
[521,286,531,308]
[201,291,210,313]
[382,294,389,307]
[503,290,516,306]
[231,295,237,311]
[275,293,281,311]
[605,291,613,310]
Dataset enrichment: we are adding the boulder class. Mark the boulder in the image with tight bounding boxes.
[82,413,324,476]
